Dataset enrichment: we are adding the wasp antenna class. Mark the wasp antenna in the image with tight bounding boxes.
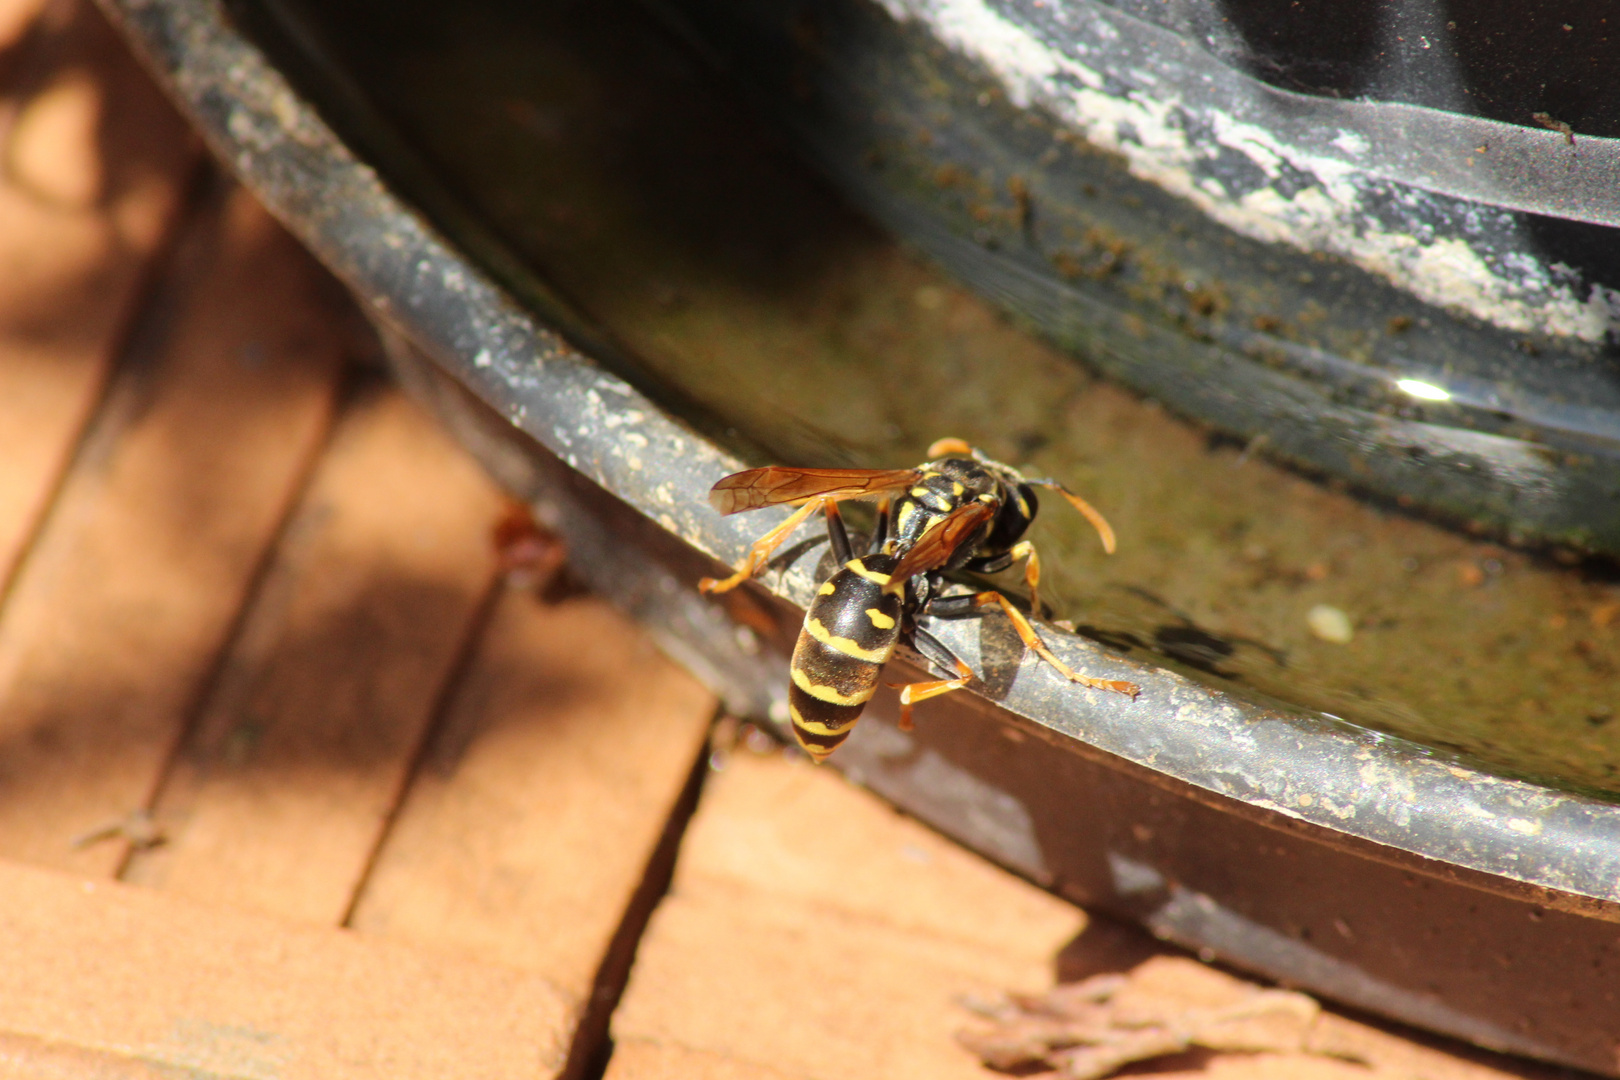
[1041,482,1117,554]
[926,436,974,458]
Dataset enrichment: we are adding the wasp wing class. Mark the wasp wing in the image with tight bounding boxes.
[708,467,921,515]
[889,500,995,580]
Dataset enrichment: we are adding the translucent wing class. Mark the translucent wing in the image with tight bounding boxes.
[889,500,995,580]
[708,467,922,515]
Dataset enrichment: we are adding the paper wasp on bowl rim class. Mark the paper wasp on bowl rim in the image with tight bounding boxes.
[699,437,1140,761]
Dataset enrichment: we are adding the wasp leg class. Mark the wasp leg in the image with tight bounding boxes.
[928,590,1140,697]
[699,496,827,593]
[909,624,965,675]
[762,534,829,578]
[888,626,974,730]
[964,540,1044,616]
[870,498,891,555]
[897,655,976,731]
[825,500,853,564]
[1011,541,1042,618]
[966,550,1013,574]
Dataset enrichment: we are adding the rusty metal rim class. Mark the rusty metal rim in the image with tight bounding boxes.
[100,0,1620,974]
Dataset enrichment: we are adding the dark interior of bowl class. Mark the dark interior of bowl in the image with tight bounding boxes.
[221,0,1620,798]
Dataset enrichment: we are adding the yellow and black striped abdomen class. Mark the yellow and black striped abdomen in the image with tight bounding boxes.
[788,556,904,762]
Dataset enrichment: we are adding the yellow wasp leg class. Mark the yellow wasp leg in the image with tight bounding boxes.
[896,656,976,731]
[1006,540,1043,618]
[699,496,827,594]
[972,590,1140,697]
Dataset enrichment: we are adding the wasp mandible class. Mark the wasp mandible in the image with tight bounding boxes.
[700,438,1139,760]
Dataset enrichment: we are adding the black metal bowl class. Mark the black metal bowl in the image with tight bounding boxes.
[99,0,1620,1072]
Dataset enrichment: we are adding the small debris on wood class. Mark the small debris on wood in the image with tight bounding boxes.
[957,963,1321,1079]
[72,809,164,851]
[491,501,573,596]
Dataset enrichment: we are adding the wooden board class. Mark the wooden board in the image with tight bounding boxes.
[609,750,1566,1080]
[0,859,572,1080]
[0,183,345,877]
[0,0,197,590]
[608,750,1082,1080]
[122,387,507,924]
[349,585,716,997]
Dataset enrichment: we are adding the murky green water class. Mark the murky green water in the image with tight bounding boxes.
[258,0,1620,794]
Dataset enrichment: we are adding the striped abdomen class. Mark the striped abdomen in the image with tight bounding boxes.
[788,554,904,762]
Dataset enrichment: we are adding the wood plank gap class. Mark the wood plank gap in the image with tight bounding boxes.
[343,583,720,1037]
[606,751,1089,1080]
[564,706,720,1080]
[117,381,508,921]
[0,156,209,617]
[0,180,350,876]
[335,562,509,929]
[0,0,207,604]
[106,358,365,882]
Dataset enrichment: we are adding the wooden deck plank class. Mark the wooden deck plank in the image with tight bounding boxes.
[0,0,45,46]
[121,387,507,924]
[608,1038,809,1080]
[611,752,1555,1080]
[0,0,197,592]
[0,1031,178,1080]
[607,751,1084,1080]
[0,857,572,1080]
[672,739,1089,958]
[0,185,345,877]
[346,586,715,1001]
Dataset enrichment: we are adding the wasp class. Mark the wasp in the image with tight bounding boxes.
[699,438,1139,761]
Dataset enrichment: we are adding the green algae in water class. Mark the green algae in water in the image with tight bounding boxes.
[264,0,1620,795]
